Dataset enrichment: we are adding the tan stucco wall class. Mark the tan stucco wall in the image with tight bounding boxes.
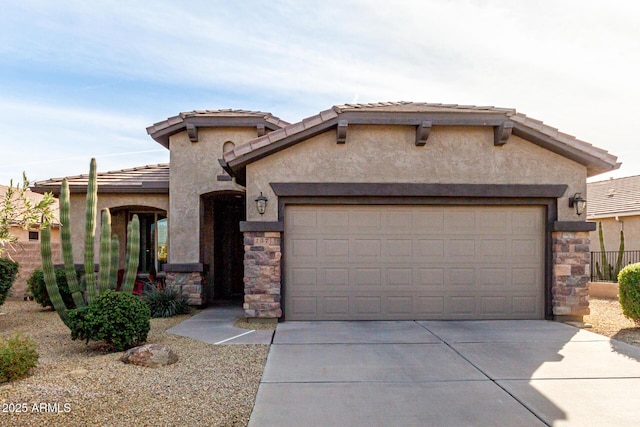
[589,216,640,252]
[11,226,60,242]
[246,125,587,221]
[6,226,61,301]
[168,127,250,263]
[68,193,168,264]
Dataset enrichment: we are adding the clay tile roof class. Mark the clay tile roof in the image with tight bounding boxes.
[587,175,640,218]
[333,101,515,114]
[223,101,618,179]
[146,109,290,148]
[31,164,170,195]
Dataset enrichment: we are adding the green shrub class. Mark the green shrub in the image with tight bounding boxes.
[0,333,39,383]
[0,258,19,306]
[143,285,190,318]
[27,267,83,309]
[618,263,640,326]
[68,290,151,351]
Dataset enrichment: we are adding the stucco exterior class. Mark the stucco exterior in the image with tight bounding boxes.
[168,127,250,263]
[246,125,586,222]
[32,102,619,320]
[589,216,640,252]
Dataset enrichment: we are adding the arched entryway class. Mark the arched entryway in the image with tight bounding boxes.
[200,191,246,304]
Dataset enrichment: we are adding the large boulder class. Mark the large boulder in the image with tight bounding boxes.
[120,344,178,368]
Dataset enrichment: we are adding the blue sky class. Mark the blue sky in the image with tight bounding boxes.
[1,0,639,185]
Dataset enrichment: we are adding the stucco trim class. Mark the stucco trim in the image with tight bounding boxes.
[163,263,204,273]
[149,116,285,148]
[552,221,597,232]
[512,123,619,177]
[273,188,559,321]
[239,221,284,232]
[270,183,568,199]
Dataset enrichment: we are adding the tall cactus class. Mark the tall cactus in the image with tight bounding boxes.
[97,208,112,294]
[39,158,143,330]
[84,158,98,303]
[121,215,140,293]
[597,221,627,281]
[110,235,119,290]
[60,178,85,308]
[40,225,70,326]
[615,230,625,278]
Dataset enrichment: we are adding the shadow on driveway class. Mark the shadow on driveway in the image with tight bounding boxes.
[250,320,640,426]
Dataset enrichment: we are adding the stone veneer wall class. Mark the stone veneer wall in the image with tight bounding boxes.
[243,231,282,318]
[552,231,591,320]
[165,272,203,306]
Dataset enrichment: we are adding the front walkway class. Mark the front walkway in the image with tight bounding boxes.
[249,320,640,426]
[167,304,274,345]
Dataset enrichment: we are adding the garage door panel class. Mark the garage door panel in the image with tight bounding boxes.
[323,296,350,315]
[285,205,544,320]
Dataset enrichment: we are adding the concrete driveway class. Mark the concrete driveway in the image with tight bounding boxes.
[249,320,640,426]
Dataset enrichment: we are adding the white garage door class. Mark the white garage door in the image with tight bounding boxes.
[285,205,544,320]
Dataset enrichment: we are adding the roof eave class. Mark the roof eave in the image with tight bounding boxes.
[511,124,619,177]
[147,116,287,148]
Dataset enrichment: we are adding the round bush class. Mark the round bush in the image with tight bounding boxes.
[27,267,83,309]
[0,258,19,306]
[618,263,640,326]
[68,290,151,352]
[0,333,39,383]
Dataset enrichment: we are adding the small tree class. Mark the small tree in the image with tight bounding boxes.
[0,174,54,257]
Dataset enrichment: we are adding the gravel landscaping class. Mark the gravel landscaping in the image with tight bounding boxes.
[585,297,640,347]
[1,297,639,426]
[0,301,269,427]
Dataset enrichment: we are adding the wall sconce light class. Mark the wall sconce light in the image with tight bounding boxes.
[255,192,268,215]
[569,192,587,216]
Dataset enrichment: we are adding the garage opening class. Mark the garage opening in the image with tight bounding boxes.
[284,205,544,320]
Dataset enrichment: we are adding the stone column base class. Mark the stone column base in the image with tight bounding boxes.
[243,231,282,319]
[552,230,590,321]
[164,270,204,306]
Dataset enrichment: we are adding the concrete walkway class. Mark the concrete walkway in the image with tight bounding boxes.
[249,320,640,426]
[167,304,274,345]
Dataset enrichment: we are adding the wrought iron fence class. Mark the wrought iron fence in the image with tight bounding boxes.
[591,250,640,282]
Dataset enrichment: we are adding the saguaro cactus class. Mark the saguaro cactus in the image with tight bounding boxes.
[60,178,85,308]
[40,158,142,328]
[84,158,98,304]
[97,209,112,294]
[40,226,70,326]
[120,215,140,293]
[110,235,119,290]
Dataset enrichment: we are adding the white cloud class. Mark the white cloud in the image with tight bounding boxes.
[0,0,638,182]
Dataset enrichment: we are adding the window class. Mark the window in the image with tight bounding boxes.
[129,212,168,275]
[28,230,39,241]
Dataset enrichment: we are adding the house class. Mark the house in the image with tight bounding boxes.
[33,102,619,322]
[0,185,61,299]
[587,175,640,252]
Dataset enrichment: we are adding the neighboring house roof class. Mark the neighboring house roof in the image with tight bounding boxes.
[32,164,169,195]
[222,102,620,185]
[587,175,640,219]
[147,109,290,148]
[0,184,60,226]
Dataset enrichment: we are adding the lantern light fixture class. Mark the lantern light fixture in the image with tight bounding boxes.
[255,192,268,215]
[569,192,587,216]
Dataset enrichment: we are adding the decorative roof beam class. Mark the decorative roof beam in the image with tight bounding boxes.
[337,120,348,144]
[494,121,513,146]
[415,121,432,146]
[186,124,198,142]
[257,124,266,137]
